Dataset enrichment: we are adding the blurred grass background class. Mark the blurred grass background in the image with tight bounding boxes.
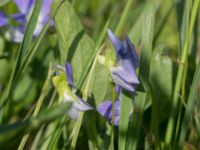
[0,0,199,149]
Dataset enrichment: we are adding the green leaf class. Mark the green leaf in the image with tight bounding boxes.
[118,92,132,150]
[54,0,94,84]
[126,92,146,150]
[139,0,155,91]
[89,62,112,105]
[150,47,174,120]
[0,0,10,7]
[149,46,175,145]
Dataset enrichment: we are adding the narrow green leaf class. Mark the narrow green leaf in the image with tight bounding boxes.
[149,47,174,147]
[126,92,146,150]
[178,61,200,148]
[139,0,155,91]
[115,0,133,35]
[118,92,132,150]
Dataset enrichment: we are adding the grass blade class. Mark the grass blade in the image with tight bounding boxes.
[118,92,132,150]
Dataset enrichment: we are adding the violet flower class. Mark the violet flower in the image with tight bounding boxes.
[107,29,140,92]
[97,100,120,126]
[0,12,8,27]
[97,86,122,126]
[54,63,93,120]
[0,0,53,42]
[97,30,140,126]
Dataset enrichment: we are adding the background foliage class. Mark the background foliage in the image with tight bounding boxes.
[0,0,199,149]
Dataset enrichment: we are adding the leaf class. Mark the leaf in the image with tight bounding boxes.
[149,47,174,121]
[0,0,10,7]
[89,62,112,105]
[139,0,155,91]
[54,0,94,84]
[118,92,132,150]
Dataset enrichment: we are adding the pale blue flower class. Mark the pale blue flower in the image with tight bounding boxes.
[61,62,93,120]
[0,0,53,42]
[107,29,140,92]
[97,30,140,125]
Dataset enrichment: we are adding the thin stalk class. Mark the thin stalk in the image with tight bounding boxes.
[115,0,133,35]
[110,85,116,150]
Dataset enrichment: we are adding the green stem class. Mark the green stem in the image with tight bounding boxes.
[115,0,133,35]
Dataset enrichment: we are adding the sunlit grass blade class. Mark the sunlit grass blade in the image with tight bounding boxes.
[139,0,155,91]
[115,0,133,35]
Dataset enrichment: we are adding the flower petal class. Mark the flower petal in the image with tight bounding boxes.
[67,105,80,120]
[97,101,112,119]
[0,12,8,27]
[65,62,74,87]
[12,13,26,24]
[107,29,122,52]
[66,98,93,120]
[111,67,139,92]
[97,100,120,126]
[5,27,24,43]
[13,0,35,14]
[73,97,93,111]
[34,0,53,36]
[124,36,140,68]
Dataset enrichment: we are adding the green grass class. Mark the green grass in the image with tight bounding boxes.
[0,0,200,149]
